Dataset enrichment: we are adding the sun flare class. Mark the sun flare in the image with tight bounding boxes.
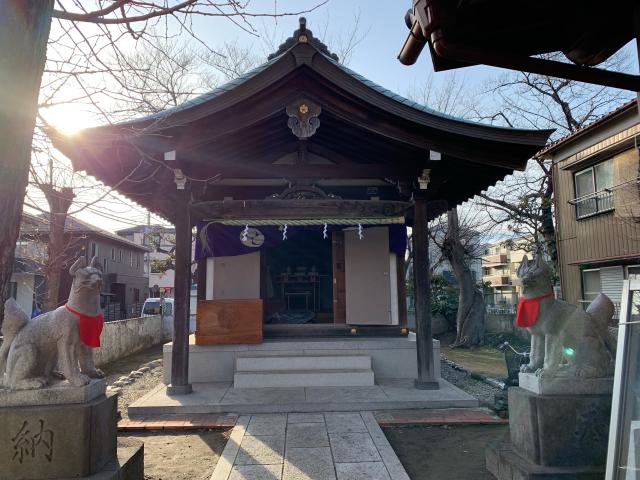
[40,103,96,136]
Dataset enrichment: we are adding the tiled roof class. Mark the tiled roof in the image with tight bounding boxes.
[110,20,521,132]
[21,212,148,251]
[535,99,638,158]
[113,56,281,127]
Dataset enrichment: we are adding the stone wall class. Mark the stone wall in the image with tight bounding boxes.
[94,315,162,366]
[486,313,530,342]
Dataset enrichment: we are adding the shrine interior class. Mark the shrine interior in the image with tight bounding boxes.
[263,228,334,324]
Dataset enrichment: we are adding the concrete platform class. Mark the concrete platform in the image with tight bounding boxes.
[163,336,440,384]
[128,378,478,416]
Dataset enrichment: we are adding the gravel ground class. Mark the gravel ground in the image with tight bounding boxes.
[440,360,502,407]
[101,345,164,420]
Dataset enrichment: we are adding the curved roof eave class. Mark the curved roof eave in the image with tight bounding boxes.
[68,35,553,150]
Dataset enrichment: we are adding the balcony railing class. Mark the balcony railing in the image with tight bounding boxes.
[482,254,508,265]
[483,275,511,287]
[574,190,614,219]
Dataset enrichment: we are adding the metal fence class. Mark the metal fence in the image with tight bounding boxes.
[484,291,519,314]
[103,302,144,321]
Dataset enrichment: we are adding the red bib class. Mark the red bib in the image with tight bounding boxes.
[515,292,554,328]
[65,304,104,348]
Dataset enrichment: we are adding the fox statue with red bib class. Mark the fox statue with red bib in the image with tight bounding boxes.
[0,256,106,390]
[516,253,616,378]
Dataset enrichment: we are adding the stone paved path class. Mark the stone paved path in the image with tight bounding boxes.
[211,412,410,480]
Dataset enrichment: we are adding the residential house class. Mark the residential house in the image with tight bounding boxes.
[538,100,640,318]
[11,213,149,319]
[116,225,176,297]
[481,239,530,310]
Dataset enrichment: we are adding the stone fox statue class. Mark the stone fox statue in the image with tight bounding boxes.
[0,256,106,390]
[516,254,616,378]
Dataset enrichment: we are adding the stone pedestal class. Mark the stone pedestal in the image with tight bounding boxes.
[486,378,612,479]
[0,380,143,479]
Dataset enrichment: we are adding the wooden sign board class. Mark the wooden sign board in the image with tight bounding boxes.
[195,299,263,345]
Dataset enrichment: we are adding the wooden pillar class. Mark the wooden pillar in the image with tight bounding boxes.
[412,196,439,389]
[196,258,206,301]
[332,230,346,323]
[167,189,193,395]
[396,253,408,327]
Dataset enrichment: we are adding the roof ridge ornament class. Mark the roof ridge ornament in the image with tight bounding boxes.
[267,17,339,62]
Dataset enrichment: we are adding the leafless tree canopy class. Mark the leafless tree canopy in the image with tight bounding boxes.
[1,0,333,321]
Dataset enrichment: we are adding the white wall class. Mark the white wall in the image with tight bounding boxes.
[345,227,392,325]
[207,252,261,300]
[94,315,163,366]
[11,273,35,315]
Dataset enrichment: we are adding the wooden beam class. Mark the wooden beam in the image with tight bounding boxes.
[184,162,419,180]
[191,199,412,221]
[167,187,193,395]
[412,196,439,389]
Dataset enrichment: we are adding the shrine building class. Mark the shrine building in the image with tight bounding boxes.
[57,19,552,402]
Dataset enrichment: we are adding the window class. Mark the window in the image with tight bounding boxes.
[574,159,614,219]
[111,247,116,261]
[136,254,140,269]
[581,268,601,302]
[6,281,17,300]
[118,249,122,263]
[627,265,640,280]
[90,242,99,257]
[103,258,108,273]
[129,251,133,267]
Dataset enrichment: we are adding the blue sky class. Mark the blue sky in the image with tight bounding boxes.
[49,0,638,231]
[191,0,498,96]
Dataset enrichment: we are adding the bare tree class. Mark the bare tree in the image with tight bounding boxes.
[406,73,489,346]
[473,51,635,267]
[0,1,326,323]
[440,208,485,347]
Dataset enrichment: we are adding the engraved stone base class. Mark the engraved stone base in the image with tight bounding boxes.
[0,392,117,479]
[486,441,605,480]
[518,372,613,395]
[508,387,611,468]
[0,378,106,407]
[72,439,144,480]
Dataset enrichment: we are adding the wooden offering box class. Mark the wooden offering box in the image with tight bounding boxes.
[196,299,263,345]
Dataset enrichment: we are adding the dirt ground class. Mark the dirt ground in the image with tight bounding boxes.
[102,345,229,479]
[384,424,509,480]
[126,431,229,480]
[103,345,509,479]
[437,332,508,379]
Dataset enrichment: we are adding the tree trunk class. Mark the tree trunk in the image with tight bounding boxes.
[442,208,485,348]
[41,185,75,312]
[540,177,558,269]
[0,1,54,324]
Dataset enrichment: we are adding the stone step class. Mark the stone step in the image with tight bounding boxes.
[234,369,375,388]
[235,354,372,372]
